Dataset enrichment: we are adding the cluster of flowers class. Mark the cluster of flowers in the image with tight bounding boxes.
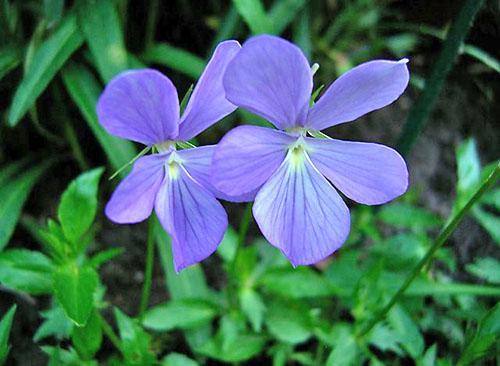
[97,35,410,272]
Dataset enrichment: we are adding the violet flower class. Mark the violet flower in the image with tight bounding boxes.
[97,41,241,271]
[211,35,410,266]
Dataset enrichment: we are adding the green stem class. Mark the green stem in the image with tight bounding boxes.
[63,121,89,171]
[144,0,159,49]
[98,312,123,354]
[397,0,484,156]
[356,163,499,338]
[227,202,253,307]
[139,217,157,318]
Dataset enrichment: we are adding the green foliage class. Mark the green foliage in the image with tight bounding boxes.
[0,305,17,364]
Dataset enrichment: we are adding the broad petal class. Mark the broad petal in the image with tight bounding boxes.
[105,154,167,223]
[307,59,409,131]
[211,125,296,198]
[155,163,228,272]
[97,69,179,145]
[306,137,408,205]
[177,41,241,140]
[176,145,255,202]
[223,35,312,130]
[253,153,350,266]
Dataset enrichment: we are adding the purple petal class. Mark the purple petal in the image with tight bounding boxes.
[176,145,255,202]
[253,152,350,266]
[178,41,241,140]
[211,125,296,198]
[105,154,167,223]
[223,35,312,130]
[306,59,409,131]
[306,137,408,205]
[155,159,228,272]
[97,69,179,145]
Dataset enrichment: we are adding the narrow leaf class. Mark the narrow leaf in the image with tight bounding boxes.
[233,0,270,34]
[0,305,17,364]
[0,46,20,81]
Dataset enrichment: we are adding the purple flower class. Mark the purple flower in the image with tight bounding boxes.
[97,41,241,272]
[211,35,410,266]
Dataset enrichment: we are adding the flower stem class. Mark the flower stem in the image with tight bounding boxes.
[227,202,253,307]
[138,217,157,318]
[397,0,484,156]
[356,162,499,338]
[97,312,123,354]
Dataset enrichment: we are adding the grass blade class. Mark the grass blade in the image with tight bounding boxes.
[77,0,129,82]
[233,0,270,34]
[7,14,83,126]
[0,46,20,81]
[269,0,307,35]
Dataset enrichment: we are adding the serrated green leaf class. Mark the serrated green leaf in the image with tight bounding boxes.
[0,249,54,294]
[53,263,98,326]
[7,14,83,126]
[77,0,128,82]
[141,43,205,80]
[0,160,53,251]
[0,304,17,364]
[58,168,103,245]
[61,63,136,173]
[143,299,217,331]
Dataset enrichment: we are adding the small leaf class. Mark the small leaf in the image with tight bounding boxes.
[456,138,481,196]
[265,301,312,344]
[379,203,441,230]
[77,0,129,82]
[388,305,424,358]
[53,263,98,326]
[72,310,102,360]
[0,305,17,364]
[7,14,83,126]
[418,344,437,366]
[143,299,217,331]
[142,43,205,79]
[0,46,20,81]
[0,160,53,250]
[260,267,338,298]
[325,325,359,366]
[472,207,500,244]
[0,249,54,294]
[34,305,73,342]
[162,353,199,366]
[58,168,104,245]
[466,257,500,284]
[239,288,265,332]
[196,334,265,363]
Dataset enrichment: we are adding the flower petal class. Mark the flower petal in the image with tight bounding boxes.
[223,35,312,130]
[306,137,408,205]
[178,41,241,140]
[176,145,255,202]
[211,125,296,198]
[97,69,179,145]
[105,154,167,223]
[306,59,409,131]
[155,162,228,272]
[253,152,350,266]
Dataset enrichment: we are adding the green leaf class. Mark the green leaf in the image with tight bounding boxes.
[239,288,265,332]
[61,63,136,173]
[53,263,98,326]
[260,267,340,298]
[418,344,437,366]
[387,305,424,358]
[42,346,91,366]
[216,227,238,262]
[58,168,104,245]
[472,207,500,244]
[368,324,402,355]
[196,334,265,363]
[72,310,102,360]
[265,301,312,344]
[325,325,359,366]
[379,203,441,230]
[43,0,64,26]
[0,160,53,251]
[466,257,500,284]
[233,0,270,34]
[268,0,307,35]
[141,43,205,79]
[456,138,481,197]
[114,308,155,365]
[34,305,73,342]
[143,299,217,331]
[161,353,199,366]
[0,46,20,81]
[458,304,500,366]
[0,249,54,294]
[0,305,16,365]
[7,14,83,126]
[77,0,128,82]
